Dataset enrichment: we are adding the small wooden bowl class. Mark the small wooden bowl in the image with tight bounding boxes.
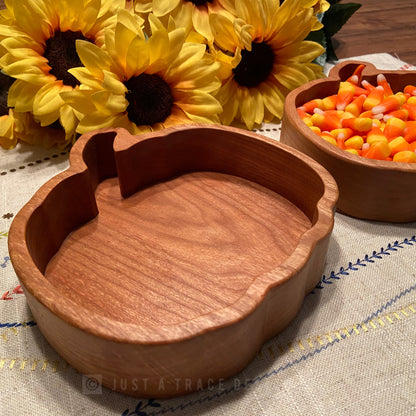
[281,60,416,222]
[9,125,337,397]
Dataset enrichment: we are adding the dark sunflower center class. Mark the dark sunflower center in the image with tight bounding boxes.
[44,30,89,87]
[186,0,213,5]
[233,42,275,88]
[0,72,14,116]
[124,73,173,126]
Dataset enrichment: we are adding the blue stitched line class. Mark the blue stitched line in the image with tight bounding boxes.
[0,256,10,268]
[146,342,340,415]
[134,280,416,416]
[314,235,416,290]
[361,282,416,324]
[0,320,36,329]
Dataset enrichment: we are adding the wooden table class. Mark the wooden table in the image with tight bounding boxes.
[332,0,416,66]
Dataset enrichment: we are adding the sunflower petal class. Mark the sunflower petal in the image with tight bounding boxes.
[0,113,16,149]
[33,82,69,120]
[273,63,311,90]
[125,36,149,79]
[153,0,180,17]
[7,80,39,112]
[102,70,126,94]
[275,40,324,63]
[59,103,78,136]
[191,5,213,41]
[68,67,103,89]
[91,90,128,114]
[210,13,239,51]
[76,113,124,134]
[2,59,51,83]
[13,1,54,42]
[76,39,111,76]
[174,90,222,119]
[258,80,284,119]
[60,89,96,114]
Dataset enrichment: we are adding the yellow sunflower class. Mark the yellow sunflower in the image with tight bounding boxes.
[210,0,325,129]
[0,70,17,149]
[61,10,222,134]
[132,0,236,42]
[0,0,125,145]
[0,69,70,149]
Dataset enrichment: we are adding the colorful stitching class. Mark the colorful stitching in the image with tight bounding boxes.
[0,357,67,372]
[252,127,281,133]
[0,283,414,413]
[315,236,416,290]
[0,151,68,176]
[0,231,8,239]
[0,256,10,268]
[1,320,37,342]
[0,320,36,329]
[1,283,24,301]
[127,281,416,416]
[261,290,416,359]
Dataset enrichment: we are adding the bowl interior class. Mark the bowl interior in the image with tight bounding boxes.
[21,126,335,332]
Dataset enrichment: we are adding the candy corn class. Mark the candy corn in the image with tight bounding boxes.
[296,64,416,163]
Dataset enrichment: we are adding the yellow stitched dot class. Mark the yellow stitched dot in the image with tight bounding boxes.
[19,360,28,370]
[400,309,409,317]
[8,359,16,370]
[31,360,39,371]
[325,333,333,343]
[268,346,276,358]
[408,305,416,313]
[0,359,6,369]
[385,315,394,324]
[52,361,60,372]
[369,320,377,329]
[393,312,402,320]
[378,317,385,326]
[334,331,343,341]
[297,340,305,350]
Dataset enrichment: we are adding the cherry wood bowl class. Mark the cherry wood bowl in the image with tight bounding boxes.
[9,125,337,397]
[281,60,416,222]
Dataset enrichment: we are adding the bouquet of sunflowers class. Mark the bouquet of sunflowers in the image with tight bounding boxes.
[0,0,359,150]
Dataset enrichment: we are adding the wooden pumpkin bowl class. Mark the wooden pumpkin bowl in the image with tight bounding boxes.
[281,60,416,222]
[9,125,337,398]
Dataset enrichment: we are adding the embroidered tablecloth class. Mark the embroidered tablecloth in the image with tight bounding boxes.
[1,54,415,415]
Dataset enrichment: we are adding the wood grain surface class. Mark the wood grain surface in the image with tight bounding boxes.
[9,125,338,396]
[332,0,416,66]
[45,172,311,326]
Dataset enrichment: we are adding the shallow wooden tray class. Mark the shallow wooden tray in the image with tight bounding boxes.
[9,125,337,397]
[281,60,416,222]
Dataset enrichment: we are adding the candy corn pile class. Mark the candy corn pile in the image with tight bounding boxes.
[297,64,416,163]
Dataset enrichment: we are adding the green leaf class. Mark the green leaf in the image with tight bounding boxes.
[323,3,362,38]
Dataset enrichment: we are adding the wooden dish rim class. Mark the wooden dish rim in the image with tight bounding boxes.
[284,60,416,173]
[9,124,338,345]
